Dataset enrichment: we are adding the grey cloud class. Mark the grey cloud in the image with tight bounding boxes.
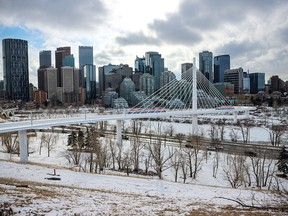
[0,0,107,32]
[116,32,161,46]
[117,0,287,47]
[149,17,202,45]
[95,48,125,66]
[215,40,265,59]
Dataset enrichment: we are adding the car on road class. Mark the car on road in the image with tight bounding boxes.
[207,146,216,151]
[244,151,257,157]
[185,144,193,148]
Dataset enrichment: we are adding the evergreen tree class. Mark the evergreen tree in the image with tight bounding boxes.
[67,131,77,148]
[277,146,288,174]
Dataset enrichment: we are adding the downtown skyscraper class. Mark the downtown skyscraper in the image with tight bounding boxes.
[145,51,164,90]
[214,54,230,83]
[199,51,213,82]
[55,46,71,87]
[2,38,29,101]
[79,46,96,100]
[39,50,51,69]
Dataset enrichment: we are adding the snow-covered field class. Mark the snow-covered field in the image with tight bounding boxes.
[0,109,288,215]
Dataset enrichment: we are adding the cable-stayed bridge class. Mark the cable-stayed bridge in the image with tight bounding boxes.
[0,58,254,162]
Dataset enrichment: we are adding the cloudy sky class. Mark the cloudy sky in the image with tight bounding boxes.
[0,0,287,86]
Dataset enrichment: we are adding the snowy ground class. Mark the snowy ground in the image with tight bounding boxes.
[0,109,288,215]
[0,160,285,215]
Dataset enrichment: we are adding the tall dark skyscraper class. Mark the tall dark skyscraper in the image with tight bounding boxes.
[249,72,265,94]
[145,51,164,90]
[79,46,93,69]
[214,54,230,83]
[199,51,213,82]
[55,46,71,87]
[2,38,29,101]
[135,56,146,73]
[39,50,51,69]
[79,46,93,88]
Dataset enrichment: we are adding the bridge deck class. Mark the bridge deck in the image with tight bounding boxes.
[0,107,254,134]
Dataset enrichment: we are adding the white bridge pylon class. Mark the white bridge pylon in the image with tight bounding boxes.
[0,57,255,162]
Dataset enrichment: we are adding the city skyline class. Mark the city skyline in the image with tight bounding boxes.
[0,0,287,87]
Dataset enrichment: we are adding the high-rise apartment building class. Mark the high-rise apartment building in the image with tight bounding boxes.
[139,73,155,96]
[98,63,120,97]
[120,77,135,105]
[199,51,213,82]
[249,72,265,94]
[270,75,283,93]
[135,56,146,73]
[160,71,176,100]
[224,67,243,94]
[2,38,29,101]
[160,71,176,88]
[145,51,164,90]
[39,50,51,69]
[181,63,193,80]
[214,55,230,83]
[55,46,71,87]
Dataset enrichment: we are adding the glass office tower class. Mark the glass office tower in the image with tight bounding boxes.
[199,51,213,82]
[2,38,29,101]
[214,54,230,83]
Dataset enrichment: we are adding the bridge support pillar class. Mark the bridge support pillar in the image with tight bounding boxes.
[192,114,198,135]
[19,130,28,163]
[233,111,238,124]
[116,120,122,146]
[245,110,249,119]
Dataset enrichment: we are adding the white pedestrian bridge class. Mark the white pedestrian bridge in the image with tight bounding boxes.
[0,106,254,163]
[0,107,252,134]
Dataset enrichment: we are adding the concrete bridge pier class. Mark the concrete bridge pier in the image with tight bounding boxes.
[233,111,238,124]
[116,120,122,146]
[245,110,249,119]
[18,130,28,162]
[192,114,198,135]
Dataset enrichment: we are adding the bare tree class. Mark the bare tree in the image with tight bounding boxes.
[122,149,133,176]
[212,151,220,178]
[116,143,123,170]
[180,153,188,183]
[184,133,205,179]
[146,123,175,179]
[175,133,185,148]
[170,149,181,182]
[268,124,287,146]
[144,150,152,175]
[215,119,226,141]
[223,155,246,188]
[43,133,58,157]
[208,123,218,142]
[164,123,175,137]
[237,119,253,143]
[107,139,117,170]
[229,128,238,143]
[1,133,19,154]
[249,148,276,189]
[130,120,144,172]
[39,132,45,155]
